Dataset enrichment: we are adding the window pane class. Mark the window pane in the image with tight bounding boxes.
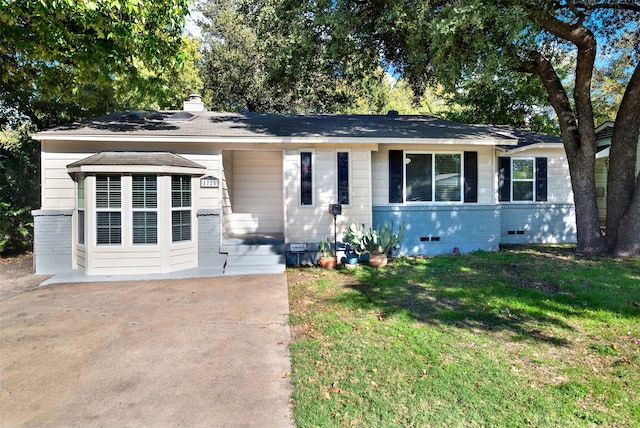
[172,210,191,242]
[172,176,191,208]
[77,177,85,209]
[301,152,312,205]
[96,212,121,244]
[337,152,349,204]
[406,154,432,201]
[96,176,121,208]
[513,159,534,179]
[133,175,157,208]
[77,210,85,245]
[133,212,158,244]
[435,154,461,202]
[513,182,534,201]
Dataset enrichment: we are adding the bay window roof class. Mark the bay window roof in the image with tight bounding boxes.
[66,152,206,175]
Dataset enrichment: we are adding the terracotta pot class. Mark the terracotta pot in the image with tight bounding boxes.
[368,254,388,268]
[319,256,338,269]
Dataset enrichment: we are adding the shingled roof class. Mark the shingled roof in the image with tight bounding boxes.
[34,110,561,148]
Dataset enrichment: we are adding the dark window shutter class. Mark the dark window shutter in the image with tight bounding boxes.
[536,157,548,201]
[389,150,404,203]
[464,151,478,203]
[498,157,511,202]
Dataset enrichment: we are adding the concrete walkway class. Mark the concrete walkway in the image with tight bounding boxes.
[0,274,294,427]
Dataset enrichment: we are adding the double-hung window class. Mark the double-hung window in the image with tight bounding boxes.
[512,159,534,201]
[132,175,158,244]
[171,175,192,242]
[96,175,122,245]
[405,153,462,202]
[498,157,548,202]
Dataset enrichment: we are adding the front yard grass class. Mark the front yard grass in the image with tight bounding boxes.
[287,246,640,427]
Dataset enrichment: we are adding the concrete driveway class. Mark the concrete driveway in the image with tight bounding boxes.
[0,274,293,427]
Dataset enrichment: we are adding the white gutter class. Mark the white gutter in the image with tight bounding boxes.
[32,133,518,146]
[503,143,565,155]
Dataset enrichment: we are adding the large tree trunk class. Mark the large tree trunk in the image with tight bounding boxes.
[606,63,640,256]
[520,54,604,254]
[525,14,605,254]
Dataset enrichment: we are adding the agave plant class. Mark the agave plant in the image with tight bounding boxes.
[342,223,368,255]
[366,221,406,255]
[343,221,406,256]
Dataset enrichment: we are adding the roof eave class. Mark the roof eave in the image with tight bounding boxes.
[504,143,565,155]
[67,164,207,175]
[33,134,518,146]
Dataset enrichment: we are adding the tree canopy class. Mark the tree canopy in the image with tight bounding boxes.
[0,0,198,254]
[1,0,194,128]
[286,0,639,256]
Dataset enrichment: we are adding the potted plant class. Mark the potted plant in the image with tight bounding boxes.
[342,223,368,256]
[344,222,406,268]
[343,243,360,266]
[318,237,337,269]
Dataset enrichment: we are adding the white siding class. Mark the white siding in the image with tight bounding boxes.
[221,150,234,237]
[284,147,371,243]
[510,148,574,204]
[227,150,283,234]
[41,140,222,211]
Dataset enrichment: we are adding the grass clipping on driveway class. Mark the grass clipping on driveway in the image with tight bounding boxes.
[287,246,640,427]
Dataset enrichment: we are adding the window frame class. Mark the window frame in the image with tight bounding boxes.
[95,175,122,246]
[511,158,536,202]
[336,150,351,205]
[299,150,315,207]
[131,174,158,246]
[77,176,85,246]
[404,151,464,204]
[171,175,192,243]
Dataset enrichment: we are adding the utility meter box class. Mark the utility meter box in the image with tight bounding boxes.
[329,204,342,216]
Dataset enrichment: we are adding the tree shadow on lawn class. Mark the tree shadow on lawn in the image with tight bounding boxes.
[329,251,640,346]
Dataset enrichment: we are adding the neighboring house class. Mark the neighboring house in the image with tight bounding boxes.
[594,121,640,226]
[32,96,576,277]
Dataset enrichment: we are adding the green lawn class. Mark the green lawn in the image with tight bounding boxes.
[287,246,640,427]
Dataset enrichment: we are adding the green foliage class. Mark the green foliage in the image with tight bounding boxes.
[343,222,406,255]
[1,1,200,254]
[0,125,39,255]
[318,237,335,258]
[342,224,368,255]
[1,0,194,129]
[197,0,396,113]
[444,71,560,135]
[591,32,637,125]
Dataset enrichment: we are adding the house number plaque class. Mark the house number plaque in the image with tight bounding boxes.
[200,176,219,188]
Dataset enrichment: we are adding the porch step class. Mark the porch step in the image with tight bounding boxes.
[221,243,286,275]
